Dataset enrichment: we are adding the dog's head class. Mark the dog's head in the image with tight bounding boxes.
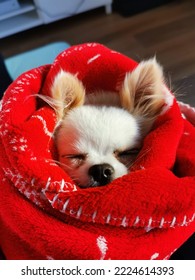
[50,58,165,188]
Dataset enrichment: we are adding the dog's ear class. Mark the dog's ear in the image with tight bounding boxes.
[51,70,85,120]
[120,58,165,120]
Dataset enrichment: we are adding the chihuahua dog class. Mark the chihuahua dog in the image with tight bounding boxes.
[46,58,165,188]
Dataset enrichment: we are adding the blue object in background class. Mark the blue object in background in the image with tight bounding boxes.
[5,41,70,80]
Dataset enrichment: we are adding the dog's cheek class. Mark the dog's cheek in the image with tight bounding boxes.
[72,164,92,186]
[112,161,129,179]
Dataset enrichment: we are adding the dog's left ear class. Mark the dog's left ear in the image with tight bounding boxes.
[51,70,85,120]
[120,58,165,120]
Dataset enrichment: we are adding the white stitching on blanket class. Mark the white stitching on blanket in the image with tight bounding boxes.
[145,217,153,232]
[76,206,83,219]
[150,252,159,260]
[87,54,101,64]
[61,180,77,191]
[2,168,42,206]
[24,73,38,80]
[24,187,32,199]
[31,115,53,137]
[106,214,111,224]
[31,178,36,186]
[189,213,195,224]
[181,215,187,226]
[87,43,98,47]
[60,180,77,192]
[73,46,84,52]
[96,236,108,260]
[58,43,98,59]
[92,211,97,223]
[61,198,70,213]
[50,193,59,205]
[159,217,165,228]
[121,216,128,227]
[19,145,28,151]
[133,216,140,226]
[2,168,195,229]
[60,179,65,191]
[44,177,51,191]
[92,212,194,228]
[0,123,9,136]
[170,216,176,227]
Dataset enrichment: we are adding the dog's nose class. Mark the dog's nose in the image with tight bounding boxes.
[88,164,114,186]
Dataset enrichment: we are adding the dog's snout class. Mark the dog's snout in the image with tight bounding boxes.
[88,164,114,186]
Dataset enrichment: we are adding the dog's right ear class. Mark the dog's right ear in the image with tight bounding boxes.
[51,70,85,120]
[119,58,165,119]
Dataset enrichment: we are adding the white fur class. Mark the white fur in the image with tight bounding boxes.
[56,105,140,187]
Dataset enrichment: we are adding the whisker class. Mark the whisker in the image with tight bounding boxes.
[45,158,82,184]
[128,147,151,170]
[45,158,72,170]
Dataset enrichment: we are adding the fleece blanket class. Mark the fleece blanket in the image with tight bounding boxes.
[0,43,195,260]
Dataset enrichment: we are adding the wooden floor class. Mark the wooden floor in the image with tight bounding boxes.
[1,0,195,103]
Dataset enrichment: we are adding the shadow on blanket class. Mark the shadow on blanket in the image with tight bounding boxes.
[0,44,194,260]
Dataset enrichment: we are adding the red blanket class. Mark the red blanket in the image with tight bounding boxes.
[0,43,195,260]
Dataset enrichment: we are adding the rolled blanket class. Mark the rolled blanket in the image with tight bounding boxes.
[0,43,194,260]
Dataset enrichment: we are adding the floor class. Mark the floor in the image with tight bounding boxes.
[1,0,195,105]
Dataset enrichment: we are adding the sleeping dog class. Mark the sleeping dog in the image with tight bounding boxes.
[46,58,165,188]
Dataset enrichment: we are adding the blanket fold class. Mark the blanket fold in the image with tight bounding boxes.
[0,43,194,260]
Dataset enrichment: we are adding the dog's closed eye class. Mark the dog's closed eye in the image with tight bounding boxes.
[114,148,140,166]
[61,154,87,168]
[117,148,140,157]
